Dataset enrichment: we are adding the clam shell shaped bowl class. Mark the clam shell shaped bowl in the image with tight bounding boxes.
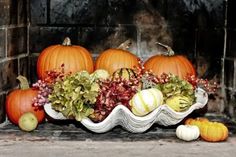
[44,88,208,133]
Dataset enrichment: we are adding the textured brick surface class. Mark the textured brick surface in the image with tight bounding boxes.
[0,59,18,91]
[29,55,38,83]
[0,0,10,25]
[166,0,225,29]
[19,57,29,80]
[228,0,236,29]
[7,27,27,57]
[50,0,97,25]
[17,0,27,24]
[30,0,47,24]
[227,30,236,58]
[0,0,18,25]
[225,59,235,89]
[29,26,78,53]
[0,29,6,58]
[0,93,6,123]
[80,26,137,55]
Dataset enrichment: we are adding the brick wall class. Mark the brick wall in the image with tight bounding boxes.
[0,0,28,123]
[0,0,235,123]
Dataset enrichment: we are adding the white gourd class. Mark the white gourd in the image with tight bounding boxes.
[176,125,200,141]
[130,88,163,116]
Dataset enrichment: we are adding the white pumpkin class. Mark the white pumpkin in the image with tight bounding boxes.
[130,88,163,116]
[176,125,200,141]
[91,69,110,80]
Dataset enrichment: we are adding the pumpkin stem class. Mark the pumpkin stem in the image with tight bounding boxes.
[62,37,71,46]
[117,39,132,50]
[17,75,30,90]
[156,42,175,56]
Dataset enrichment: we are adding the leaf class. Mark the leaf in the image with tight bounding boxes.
[49,71,99,121]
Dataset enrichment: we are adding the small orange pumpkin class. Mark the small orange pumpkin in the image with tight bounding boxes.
[185,117,209,125]
[144,42,196,79]
[95,40,140,75]
[201,122,228,142]
[37,37,94,79]
[185,118,229,142]
[6,76,45,125]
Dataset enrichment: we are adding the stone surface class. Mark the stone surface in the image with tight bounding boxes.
[0,93,6,123]
[50,0,97,25]
[0,139,236,157]
[168,28,196,57]
[0,29,6,59]
[29,55,38,84]
[224,59,235,89]
[166,0,225,29]
[0,113,235,141]
[227,29,236,58]
[7,27,27,57]
[79,26,137,56]
[9,0,18,25]
[29,26,79,53]
[0,59,18,91]
[226,90,236,119]
[228,0,236,29]
[17,0,27,24]
[19,57,29,80]
[30,0,47,24]
[0,0,10,25]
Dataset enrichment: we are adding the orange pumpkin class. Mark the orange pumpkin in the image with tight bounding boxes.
[185,117,209,125]
[95,40,139,75]
[37,37,94,79]
[144,42,196,79]
[201,122,228,142]
[185,118,228,142]
[5,76,45,125]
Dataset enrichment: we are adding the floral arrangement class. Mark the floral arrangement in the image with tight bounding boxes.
[32,60,217,123]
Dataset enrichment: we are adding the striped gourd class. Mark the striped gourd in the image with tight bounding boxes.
[112,68,136,80]
[129,88,163,116]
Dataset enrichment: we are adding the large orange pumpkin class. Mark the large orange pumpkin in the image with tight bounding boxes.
[144,42,196,79]
[6,76,45,125]
[37,37,94,79]
[95,40,140,75]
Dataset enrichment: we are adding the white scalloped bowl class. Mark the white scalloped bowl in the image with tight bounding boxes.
[44,88,208,133]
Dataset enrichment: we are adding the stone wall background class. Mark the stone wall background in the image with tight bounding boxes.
[0,0,28,122]
[0,0,235,123]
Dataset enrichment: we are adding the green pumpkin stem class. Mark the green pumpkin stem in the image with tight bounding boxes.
[17,75,30,90]
[156,42,175,56]
[117,39,132,50]
[62,37,71,46]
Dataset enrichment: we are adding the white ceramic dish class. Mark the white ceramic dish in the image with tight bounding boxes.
[44,88,208,133]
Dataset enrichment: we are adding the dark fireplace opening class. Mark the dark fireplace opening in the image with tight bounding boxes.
[0,0,236,139]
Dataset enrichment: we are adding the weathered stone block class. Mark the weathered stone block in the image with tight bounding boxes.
[0,93,6,123]
[196,29,224,58]
[19,57,29,80]
[29,55,38,83]
[7,27,27,57]
[50,0,97,25]
[225,59,235,89]
[166,0,225,29]
[0,0,10,25]
[80,25,137,56]
[0,29,6,58]
[227,30,236,58]
[228,0,236,29]
[30,0,47,24]
[18,0,27,24]
[0,59,18,91]
[29,26,78,53]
